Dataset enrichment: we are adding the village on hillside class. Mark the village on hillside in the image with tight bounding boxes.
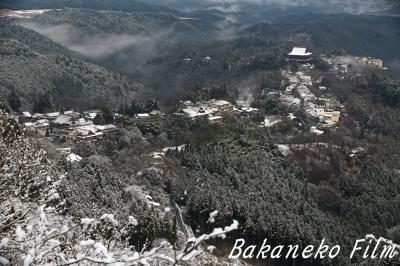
[9,47,386,162]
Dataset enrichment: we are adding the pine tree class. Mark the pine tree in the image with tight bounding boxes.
[32,93,55,114]
[8,90,21,112]
[93,113,105,125]
[102,107,114,124]
[129,100,144,115]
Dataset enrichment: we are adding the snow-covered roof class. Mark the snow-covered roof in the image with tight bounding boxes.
[263,115,282,127]
[87,113,97,119]
[22,112,32,118]
[66,153,82,163]
[85,109,101,114]
[33,122,49,128]
[53,115,73,125]
[280,95,301,106]
[351,147,365,154]
[24,122,34,127]
[136,113,150,118]
[208,115,223,121]
[277,144,291,156]
[310,126,324,135]
[182,107,211,118]
[35,119,49,124]
[74,125,99,135]
[32,113,44,118]
[322,119,335,126]
[46,112,60,118]
[150,110,163,116]
[183,100,194,106]
[209,100,231,106]
[237,106,259,113]
[74,118,90,126]
[95,124,117,131]
[288,47,312,56]
[63,110,78,116]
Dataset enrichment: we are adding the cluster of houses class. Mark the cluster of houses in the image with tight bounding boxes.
[322,56,349,74]
[280,69,342,135]
[174,99,232,125]
[354,56,384,68]
[20,110,117,142]
[174,99,260,125]
[323,55,385,75]
[16,47,362,144]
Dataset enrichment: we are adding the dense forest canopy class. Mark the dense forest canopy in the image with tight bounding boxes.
[170,127,400,265]
[0,39,142,110]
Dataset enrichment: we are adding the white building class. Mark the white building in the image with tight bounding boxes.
[287,47,313,63]
[45,112,60,120]
[262,115,282,127]
[310,126,324,135]
[208,115,223,125]
[207,99,234,113]
[135,113,151,119]
[181,107,211,119]
[66,153,83,163]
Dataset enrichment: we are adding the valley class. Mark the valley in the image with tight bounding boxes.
[1,1,400,265]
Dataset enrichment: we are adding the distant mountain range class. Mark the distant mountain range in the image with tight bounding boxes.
[0,0,176,14]
[1,0,400,109]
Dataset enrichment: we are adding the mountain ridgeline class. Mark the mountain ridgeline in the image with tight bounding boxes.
[10,8,400,93]
[0,0,176,13]
[2,6,400,110]
[0,39,141,111]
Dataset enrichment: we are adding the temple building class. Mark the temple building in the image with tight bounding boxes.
[287,47,313,63]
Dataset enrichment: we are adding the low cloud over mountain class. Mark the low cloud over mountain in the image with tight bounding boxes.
[151,0,394,14]
[19,22,166,58]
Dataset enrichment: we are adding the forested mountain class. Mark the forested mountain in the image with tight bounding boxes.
[11,8,229,75]
[129,13,400,94]
[274,14,400,61]
[0,39,141,111]
[10,6,400,96]
[0,0,176,14]
[171,126,400,265]
[2,1,400,265]
[27,8,205,36]
[0,20,81,57]
[136,28,288,95]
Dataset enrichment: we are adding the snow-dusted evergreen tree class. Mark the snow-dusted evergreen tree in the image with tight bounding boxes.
[0,110,238,265]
